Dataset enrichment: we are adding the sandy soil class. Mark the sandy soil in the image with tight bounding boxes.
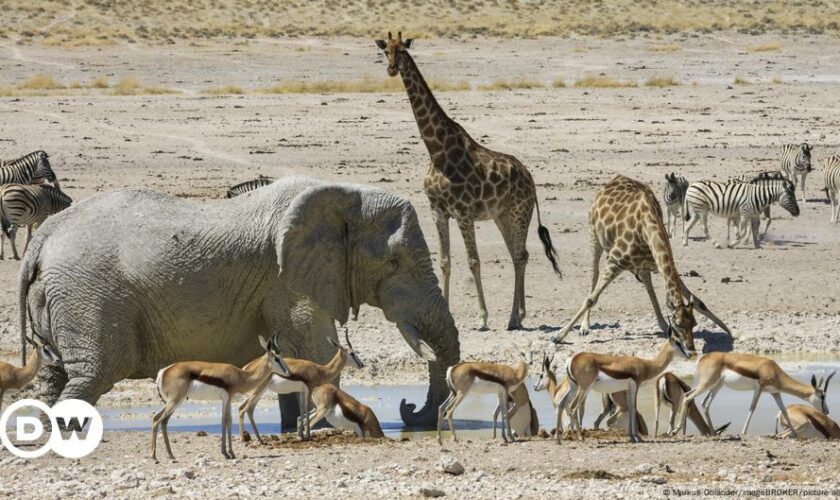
[2,430,839,498]
[1,34,840,496]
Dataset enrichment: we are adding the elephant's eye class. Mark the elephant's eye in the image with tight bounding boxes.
[389,256,400,272]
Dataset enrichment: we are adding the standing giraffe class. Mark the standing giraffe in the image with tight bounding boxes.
[554,175,732,344]
[375,32,561,330]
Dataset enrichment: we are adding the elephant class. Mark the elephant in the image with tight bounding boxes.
[18,175,459,428]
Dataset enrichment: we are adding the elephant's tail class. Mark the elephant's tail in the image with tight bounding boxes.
[18,251,38,366]
[534,197,562,277]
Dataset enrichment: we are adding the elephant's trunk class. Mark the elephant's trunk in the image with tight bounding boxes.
[398,293,460,428]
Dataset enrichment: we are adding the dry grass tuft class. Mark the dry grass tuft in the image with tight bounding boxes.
[649,44,681,53]
[17,73,64,90]
[771,76,785,85]
[553,78,566,88]
[261,76,467,94]
[734,76,752,85]
[202,85,245,95]
[89,77,110,89]
[110,77,179,96]
[574,75,637,88]
[644,75,680,87]
[748,42,781,52]
[477,78,543,91]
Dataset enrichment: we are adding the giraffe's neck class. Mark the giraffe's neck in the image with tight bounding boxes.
[644,220,685,307]
[398,52,464,164]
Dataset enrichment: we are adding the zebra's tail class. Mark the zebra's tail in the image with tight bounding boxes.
[535,198,562,277]
[0,197,11,239]
[683,193,691,222]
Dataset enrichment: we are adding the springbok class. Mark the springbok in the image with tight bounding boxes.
[566,327,694,443]
[0,333,61,412]
[775,404,840,440]
[438,350,531,444]
[238,329,364,442]
[533,353,583,443]
[672,352,835,438]
[497,385,539,439]
[592,391,650,437]
[151,335,290,461]
[303,383,385,438]
[652,371,729,436]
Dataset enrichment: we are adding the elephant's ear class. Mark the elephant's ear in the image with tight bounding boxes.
[277,185,362,324]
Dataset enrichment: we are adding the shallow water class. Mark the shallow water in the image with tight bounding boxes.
[102,359,840,440]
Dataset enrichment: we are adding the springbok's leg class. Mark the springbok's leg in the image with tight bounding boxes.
[672,374,719,435]
[700,379,724,429]
[771,392,799,439]
[437,391,456,445]
[741,385,763,435]
[445,392,466,442]
[627,380,641,443]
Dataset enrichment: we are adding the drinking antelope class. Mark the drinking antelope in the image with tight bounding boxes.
[238,329,364,442]
[775,404,840,440]
[0,333,61,412]
[497,384,539,439]
[672,352,835,438]
[652,371,729,436]
[567,327,694,443]
[151,335,290,461]
[592,391,650,437]
[303,383,385,438]
[437,351,530,444]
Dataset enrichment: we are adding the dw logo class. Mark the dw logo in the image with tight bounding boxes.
[0,399,103,459]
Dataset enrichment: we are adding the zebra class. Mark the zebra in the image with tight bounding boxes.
[779,143,812,203]
[729,171,786,239]
[662,172,689,237]
[825,155,840,223]
[683,176,799,249]
[0,150,60,189]
[0,184,72,260]
[225,176,275,198]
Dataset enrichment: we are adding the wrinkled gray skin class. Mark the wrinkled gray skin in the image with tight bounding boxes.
[20,176,459,427]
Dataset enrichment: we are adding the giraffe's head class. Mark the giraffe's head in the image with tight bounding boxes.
[668,297,697,357]
[375,31,414,77]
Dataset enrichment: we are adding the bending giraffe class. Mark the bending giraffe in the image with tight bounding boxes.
[376,31,561,331]
[554,175,732,344]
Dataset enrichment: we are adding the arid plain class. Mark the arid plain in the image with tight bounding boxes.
[1,32,840,497]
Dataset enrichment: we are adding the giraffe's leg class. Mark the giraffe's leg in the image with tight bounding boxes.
[432,210,451,302]
[494,212,529,330]
[580,227,604,336]
[556,260,620,342]
[637,271,669,333]
[680,283,733,338]
[456,219,489,330]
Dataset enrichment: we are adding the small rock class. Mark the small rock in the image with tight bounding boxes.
[182,469,196,480]
[196,430,208,437]
[439,457,465,476]
[636,464,653,474]
[643,476,668,485]
[420,487,446,498]
[538,428,549,439]
[335,480,347,488]
[241,431,251,443]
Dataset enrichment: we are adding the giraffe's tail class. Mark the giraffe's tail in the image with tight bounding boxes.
[535,198,562,277]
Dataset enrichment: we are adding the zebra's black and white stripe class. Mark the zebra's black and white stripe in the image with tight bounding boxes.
[663,172,689,237]
[779,143,812,203]
[730,171,787,238]
[683,176,799,249]
[0,150,59,188]
[225,176,275,198]
[0,184,72,260]
[824,155,840,223]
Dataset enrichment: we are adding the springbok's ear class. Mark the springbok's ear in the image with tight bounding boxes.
[375,39,387,50]
[258,335,269,351]
[403,38,414,49]
[811,374,818,388]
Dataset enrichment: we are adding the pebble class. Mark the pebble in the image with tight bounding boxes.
[420,487,446,497]
[440,457,465,476]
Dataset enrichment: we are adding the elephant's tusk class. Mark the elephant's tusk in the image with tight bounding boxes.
[397,323,437,362]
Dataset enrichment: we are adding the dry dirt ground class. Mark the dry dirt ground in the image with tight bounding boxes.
[1,34,840,496]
